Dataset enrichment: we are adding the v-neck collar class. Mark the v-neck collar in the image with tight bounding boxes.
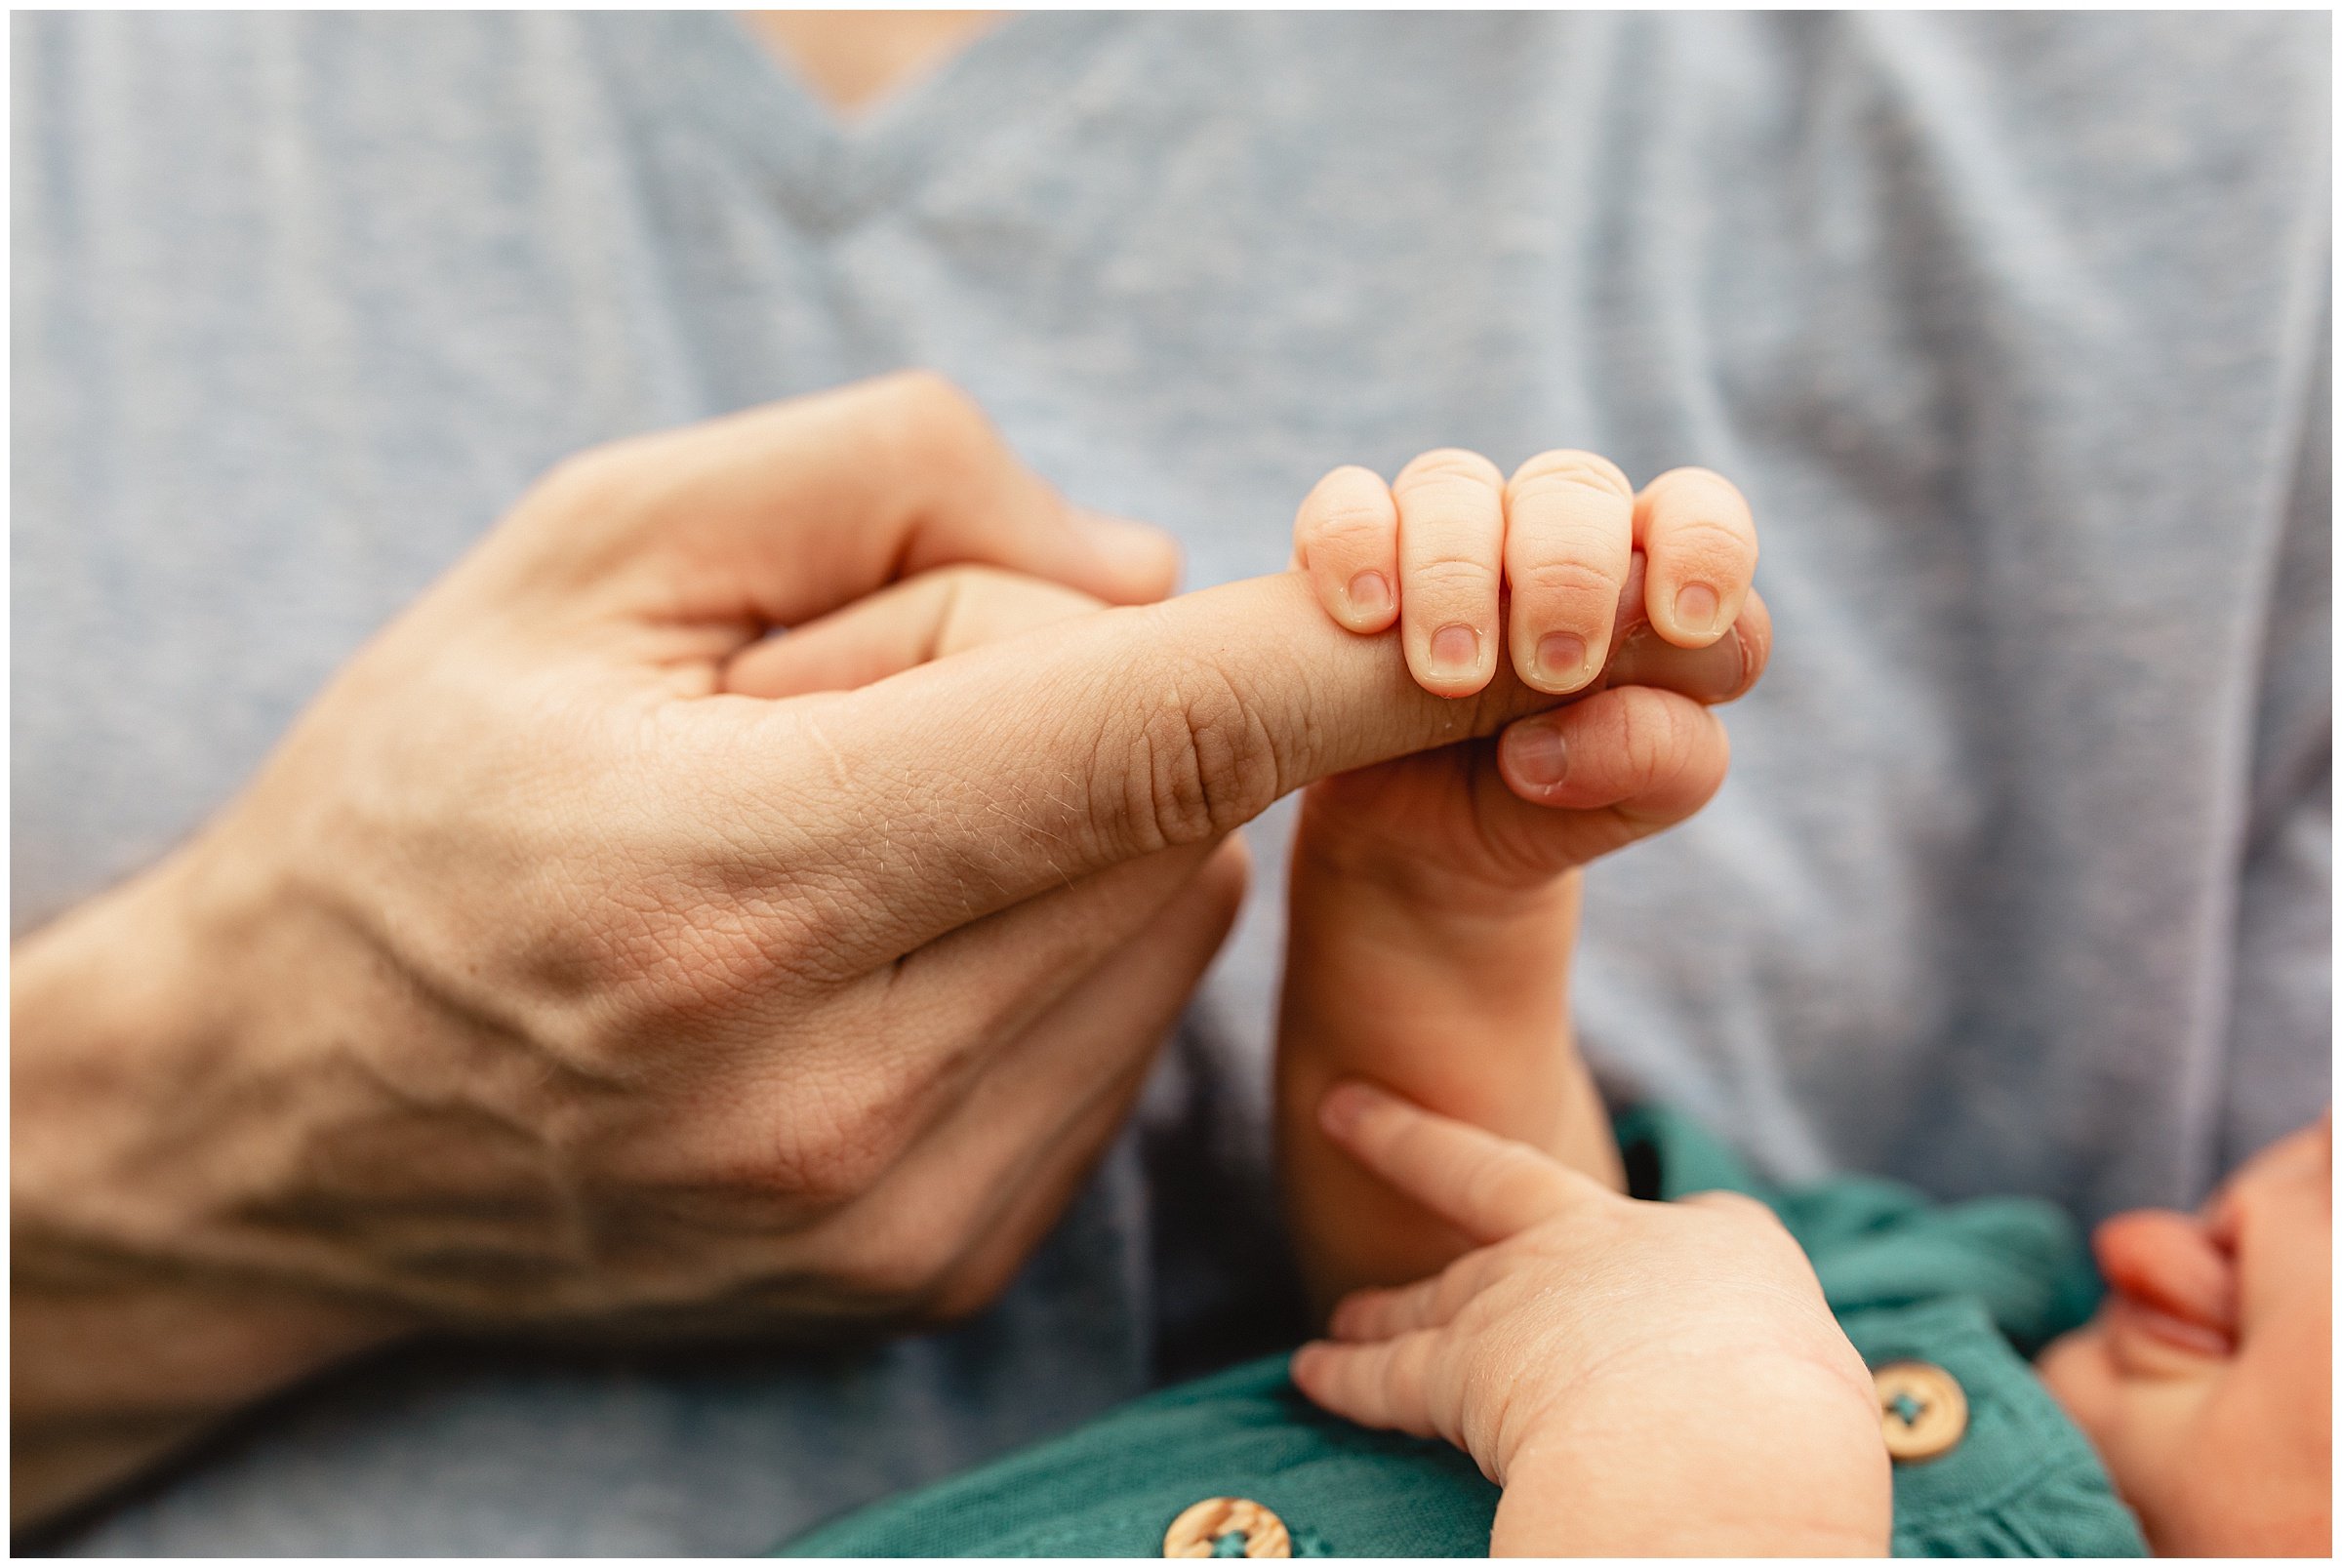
[586,11,1132,234]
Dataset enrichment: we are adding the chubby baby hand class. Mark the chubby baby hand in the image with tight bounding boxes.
[1293,450,1757,699]
[1282,447,1764,893]
[1291,1083,1890,1555]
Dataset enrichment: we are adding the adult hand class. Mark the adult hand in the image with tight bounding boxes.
[11,371,1765,1522]
[9,372,1199,1520]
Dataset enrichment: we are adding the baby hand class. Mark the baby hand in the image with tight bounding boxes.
[1293,450,1758,698]
[1291,1083,1889,1556]
[1282,448,1764,895]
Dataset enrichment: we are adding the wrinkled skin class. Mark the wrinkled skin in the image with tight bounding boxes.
[13,372,1768,1523]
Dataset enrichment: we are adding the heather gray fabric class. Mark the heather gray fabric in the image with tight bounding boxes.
[13,11,2328,1555]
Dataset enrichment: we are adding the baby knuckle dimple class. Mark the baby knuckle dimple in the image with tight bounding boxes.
[1509,448,1635,503]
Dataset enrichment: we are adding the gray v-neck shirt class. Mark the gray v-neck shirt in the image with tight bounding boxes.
[14,12,2330,1554]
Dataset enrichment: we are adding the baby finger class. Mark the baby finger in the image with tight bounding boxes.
[1634,466,1757,648]
[1293,464,1401,632]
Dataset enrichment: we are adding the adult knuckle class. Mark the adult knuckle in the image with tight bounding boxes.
[642,1060,917,1223]
[830,1211,963,1306]
[770,1078,928,1212]
[567,841,870,1048]
[1099,655,1279,854]
[630,906,776,1016]
[876,366,978,423]
[921,1250,1021,1325]
[820,1155,995,1307]
[588,872,829,1029]
[876,369,996,470]
[1609,694,1698,783]
[526,438,663,528]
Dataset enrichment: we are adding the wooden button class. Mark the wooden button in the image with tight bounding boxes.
[1162,1496,1292,1558]
[1874,1360,1968,1463]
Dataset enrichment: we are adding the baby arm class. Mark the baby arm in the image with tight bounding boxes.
[1276,449,1763,1313]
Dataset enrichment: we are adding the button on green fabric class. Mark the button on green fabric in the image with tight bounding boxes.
[1162,1497,1290,1557]
[778,1106,2149,1558]
[1874,1361,1969,1462]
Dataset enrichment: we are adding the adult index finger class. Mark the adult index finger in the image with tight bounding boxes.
[710,570,1540,971]
[473,372,1180,627]
[704,569,1766,973]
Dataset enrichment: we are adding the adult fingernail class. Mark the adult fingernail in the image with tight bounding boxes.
[1674,582,1721,638]
[1535,631,1591,689]
[1608,623,1747,703]
[1347,570,1392,620]
[1429,623,1480,677]
[1505,719,1570,789]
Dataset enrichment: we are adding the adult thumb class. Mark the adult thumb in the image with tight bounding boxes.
[467,371,1179,627]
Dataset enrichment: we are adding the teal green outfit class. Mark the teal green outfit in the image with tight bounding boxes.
[782,1108,2147,1557]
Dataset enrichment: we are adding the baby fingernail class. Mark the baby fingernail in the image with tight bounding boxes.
[1674,582,1722,637]
[1505,720,1570,788]
[1429,623,1480,676]
[1535,631,1591,688]
[1347,570,1393,620]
